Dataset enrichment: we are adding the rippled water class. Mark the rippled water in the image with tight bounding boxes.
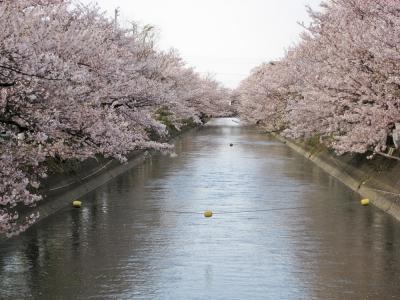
[1,118,400,299]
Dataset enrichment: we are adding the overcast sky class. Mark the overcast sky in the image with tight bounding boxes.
[79,0,324,88]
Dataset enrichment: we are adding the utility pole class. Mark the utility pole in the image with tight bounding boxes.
[114,7,120,29]
[130,21,137,36]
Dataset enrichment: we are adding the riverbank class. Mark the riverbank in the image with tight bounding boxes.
[271,133,400,222]
[25,151,150,227]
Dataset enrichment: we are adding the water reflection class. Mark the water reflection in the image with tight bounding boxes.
[1,118,400,299]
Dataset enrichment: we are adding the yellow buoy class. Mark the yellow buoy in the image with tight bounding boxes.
[73,200,82,208]
[361,198,370,206]
[203,210,213,218]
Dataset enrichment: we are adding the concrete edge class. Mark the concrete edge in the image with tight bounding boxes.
[33,151,149,223]
[271,133,400,222]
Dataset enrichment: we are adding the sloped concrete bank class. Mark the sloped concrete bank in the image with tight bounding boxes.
[30,150,149,224]
[271,133,400,222]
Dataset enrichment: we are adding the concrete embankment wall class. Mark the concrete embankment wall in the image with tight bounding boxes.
[272,133,400,221]
[22,150,149,225]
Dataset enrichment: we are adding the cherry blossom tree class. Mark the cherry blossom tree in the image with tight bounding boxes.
[237,61,298,131]
[0,0,230,235]
[237,0,400,157]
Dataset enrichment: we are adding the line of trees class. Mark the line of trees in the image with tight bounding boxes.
[237,0,400,157]
[0,0,231,235]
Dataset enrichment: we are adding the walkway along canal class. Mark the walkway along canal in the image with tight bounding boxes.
[1,118,400,299]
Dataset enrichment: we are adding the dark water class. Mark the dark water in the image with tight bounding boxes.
[1,118,400,300]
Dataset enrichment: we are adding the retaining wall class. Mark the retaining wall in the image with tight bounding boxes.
[272,133,400,221]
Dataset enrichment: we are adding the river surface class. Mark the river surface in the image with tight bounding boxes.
[1,118,400,299]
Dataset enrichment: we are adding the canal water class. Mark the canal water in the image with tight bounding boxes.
[1,118,400,299]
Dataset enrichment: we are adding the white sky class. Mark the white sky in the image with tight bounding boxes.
[79,0,324,88]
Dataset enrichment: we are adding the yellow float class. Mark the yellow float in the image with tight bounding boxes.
[73,200,82,208]
[203,210,213,218]
[361,198,370,206]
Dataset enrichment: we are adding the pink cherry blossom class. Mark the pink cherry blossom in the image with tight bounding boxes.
[0,0,231,235]
[237,0,400,156]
